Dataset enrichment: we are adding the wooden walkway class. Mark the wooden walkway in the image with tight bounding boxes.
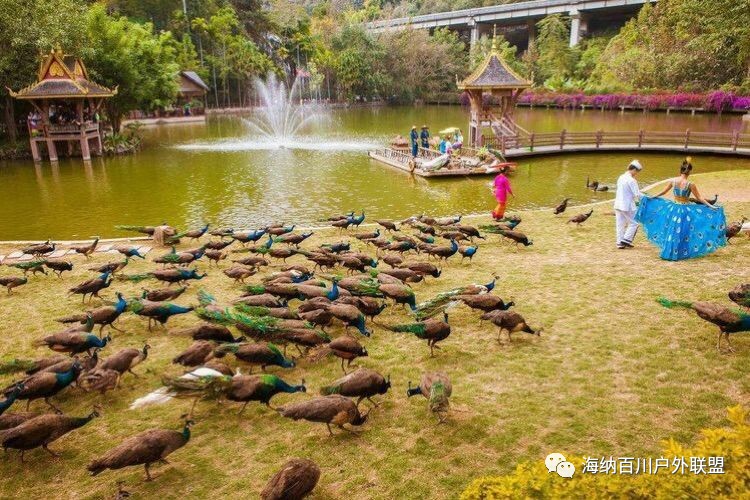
[369,129,750,177]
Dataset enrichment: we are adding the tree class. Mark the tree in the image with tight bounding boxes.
[83,5,180,132]
[534,14,576,85]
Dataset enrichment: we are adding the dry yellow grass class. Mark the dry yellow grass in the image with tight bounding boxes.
[0,171,747,499]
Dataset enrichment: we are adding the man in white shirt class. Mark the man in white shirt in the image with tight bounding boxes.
[614,159,643,249]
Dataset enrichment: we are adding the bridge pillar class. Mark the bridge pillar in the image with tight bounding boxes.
[469,18,480,52]
[527,19,536,47]
[569,10,588,47]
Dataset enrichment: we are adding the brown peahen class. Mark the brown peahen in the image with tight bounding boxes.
[69,271,113,303]
[173,341,215,367]
[88,416,194,481]
[261,458,320,500]
[320,368,391,407]
[310,336,368,373]
[0,276,27,294]
[44,260,73,277]
[278,394,370,435]
[388,313,451,356]
[1,408,99,461]
[568,209,594,226]
[56,292,128,334]
[482,310,541,343]
[142,286,188,302]
[553,198,570,215]
[69,238,99,258]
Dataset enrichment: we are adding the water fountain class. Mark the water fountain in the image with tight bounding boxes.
[176,73,377,152]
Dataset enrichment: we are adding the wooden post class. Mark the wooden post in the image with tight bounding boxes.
[595,130,603,148]
[638,129,644,148]
[684,129,690,148]
[559,129,566,150]
[500,135,506,154]
[529,133,535,152]
[30,138,40,162]
[731,130,739,151]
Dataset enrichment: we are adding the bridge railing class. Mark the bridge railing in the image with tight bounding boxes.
[483,129,750,153]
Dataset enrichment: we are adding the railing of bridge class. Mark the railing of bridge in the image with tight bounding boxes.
[483,129,750,153]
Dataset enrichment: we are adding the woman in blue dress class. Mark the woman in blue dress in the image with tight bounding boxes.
[636,158,727,261]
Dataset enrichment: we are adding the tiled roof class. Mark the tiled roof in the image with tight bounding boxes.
[459,53,531,90]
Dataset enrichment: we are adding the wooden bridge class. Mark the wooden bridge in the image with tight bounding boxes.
[368,129,750,177]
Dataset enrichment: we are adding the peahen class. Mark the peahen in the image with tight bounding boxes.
[1,408,99,461]
[388,312,451,356]
[44,260,73,277]
[69,237,99,258]
[88,416,194,481]
[658,298,750,352]
[261,458,320,500]
[310,336,367,373]
[21,240,55,256]
[568,209,594,226]
[0,276,27,294]
[482,310,541,343]
[277,394,370,435]
[320,368,391,407]
[184,224,209,240]
[553,198,570,215]
[729,284,749,309]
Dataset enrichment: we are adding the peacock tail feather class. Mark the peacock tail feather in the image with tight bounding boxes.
[656,297,695,310]
[415,289,462,320]
[320,384,341,395]
[390,323,427,337]
[234,304,271,316]
[232,313,279,335]
[128,300,145,314]
[196,307,235,325]
[198,289,216,306]
[478,225,508,234]
[267,343,285,360]
[0,358,36,375]
[244,285,266,296]
[119,273,152,283]
[161,373,233,399]
[352,278,383,297]
[429,382,450,413]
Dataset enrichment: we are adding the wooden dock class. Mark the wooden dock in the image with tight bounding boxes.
[369,129,750,177]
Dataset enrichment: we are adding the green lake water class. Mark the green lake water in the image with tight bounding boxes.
[1,106,748,240]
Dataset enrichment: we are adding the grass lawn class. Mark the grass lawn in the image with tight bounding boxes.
[0,171,747,499]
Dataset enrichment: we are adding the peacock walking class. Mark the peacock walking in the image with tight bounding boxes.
[414,276,498,320]
[658,297,750,352]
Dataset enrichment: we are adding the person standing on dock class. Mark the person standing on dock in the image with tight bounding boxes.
[614,159,643,249]
[492,166,514,220]
[420,125,430,149]
[410,126,419,157]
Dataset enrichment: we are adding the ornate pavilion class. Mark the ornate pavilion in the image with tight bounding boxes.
[457,32,531,148]
[9,48,116,162]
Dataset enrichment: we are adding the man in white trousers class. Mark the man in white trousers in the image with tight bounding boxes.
[614,160,643,249]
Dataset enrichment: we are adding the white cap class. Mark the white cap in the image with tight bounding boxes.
[629,159,643,171]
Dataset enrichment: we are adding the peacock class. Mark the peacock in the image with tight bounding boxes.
[69,237,99,258]
[44,260,73,277]
[407,372,452,423]
[482,310,541,343]
[9,259,47,276]
[277,394,370,435]
[729,284,749,309]
[184,224,209,240]
[4,361,82,412]
[658,298,750,352]
[261,458,320,500]
[128,299,194,330]
[1,408,99,461]
[0,383,24,416]
[69,271,112,303]
[122,268,206,285]
[414,277,498,320]
[88,415,194,481]
[458,245,478,262]
[553,198,570,215]
[310,336,368,373]
[388,313,451,356]
[213,342,295,372]
[21,240,55,256]
[0,276,27,294]
[56,292,128,333]
[320,368,391,407]
[114,246,146,259]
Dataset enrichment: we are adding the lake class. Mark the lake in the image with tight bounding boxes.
[0,105,748,240]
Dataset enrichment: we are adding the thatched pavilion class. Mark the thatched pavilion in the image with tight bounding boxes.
[9,48,116,162]
[457,32,531,148]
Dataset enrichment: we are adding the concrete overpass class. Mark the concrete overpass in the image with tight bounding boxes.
[367,0,656,48]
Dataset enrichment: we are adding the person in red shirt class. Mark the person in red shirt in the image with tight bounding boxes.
[492,166,514,220]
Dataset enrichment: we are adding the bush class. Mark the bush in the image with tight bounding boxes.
[461,405,749,499]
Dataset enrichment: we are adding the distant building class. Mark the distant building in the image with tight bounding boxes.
[177,71,209,114]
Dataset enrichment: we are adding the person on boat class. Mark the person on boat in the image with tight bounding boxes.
[420,125,430,149]
[410,125,419,157]
[452,129,464,150]
[636,157,726,261]
[614,159,643,249]
[491,166,514,220]
[439,136,453,155]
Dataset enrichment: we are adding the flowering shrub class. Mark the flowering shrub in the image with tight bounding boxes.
[513,91,750,113]
[461,405,749,500]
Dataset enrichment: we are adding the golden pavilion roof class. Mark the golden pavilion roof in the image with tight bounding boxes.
[9,48,116,100]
